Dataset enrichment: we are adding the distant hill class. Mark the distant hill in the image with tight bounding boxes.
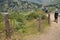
[0,0,42,12]
[0,0,60,12]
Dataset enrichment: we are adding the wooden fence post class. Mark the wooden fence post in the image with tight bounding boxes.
[3,13,12,40]
[48,12,50,25]
[38,15,42,32]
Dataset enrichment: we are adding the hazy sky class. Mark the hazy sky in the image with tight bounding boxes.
[21,0,55,5]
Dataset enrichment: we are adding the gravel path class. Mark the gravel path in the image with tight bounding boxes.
[25,13,60,40]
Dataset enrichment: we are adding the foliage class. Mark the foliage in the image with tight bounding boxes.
[0,13,4,22]
[26,12,39,20]
[8,10,47,34]
[0,10,48,38]
[49,7,55,12]
[0,13,5,31]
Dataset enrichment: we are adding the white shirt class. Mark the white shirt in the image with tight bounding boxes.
[55,9,58,13]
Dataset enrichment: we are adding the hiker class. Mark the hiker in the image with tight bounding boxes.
[54,8,59,23]
[45,7,49,14]
[45,7,49,13]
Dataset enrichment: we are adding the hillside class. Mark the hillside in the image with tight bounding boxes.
[0,0,42,12]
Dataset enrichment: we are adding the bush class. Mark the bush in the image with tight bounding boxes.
[9,10,47,34]
[25,10,47,21]
[41,14,47,20]
[0,14,4,22]
[26,12,39,20]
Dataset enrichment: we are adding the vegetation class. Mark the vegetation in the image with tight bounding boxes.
[0,10,48,40]
[0,0,60,40]
[9,10,47,34]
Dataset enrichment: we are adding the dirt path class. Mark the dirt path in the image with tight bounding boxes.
[24,13,60,40]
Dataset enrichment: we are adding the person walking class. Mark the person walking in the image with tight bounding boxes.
[54,8,59,23]
[45,7,49,13]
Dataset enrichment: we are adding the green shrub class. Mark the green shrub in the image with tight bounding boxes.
[8,10,47,34]
[41,14,47,20]
[26,12,39,20]
[0,14,4,22]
